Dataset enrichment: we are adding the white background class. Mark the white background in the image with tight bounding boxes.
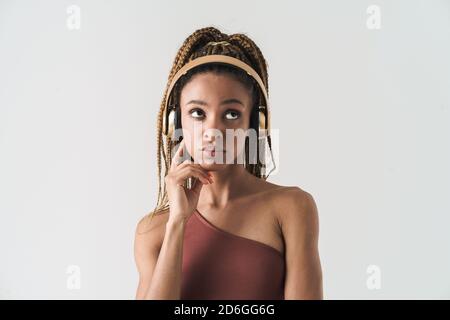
[1,0,449,299]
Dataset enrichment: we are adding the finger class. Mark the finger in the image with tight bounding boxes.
[189,167,213,184]
[175,167,211,185]
[177,161,211,177]
[170,139,185,170]
[176,159,193,170]
[176,163,212,183]
[190,176,205,195]
[181,167,211,185]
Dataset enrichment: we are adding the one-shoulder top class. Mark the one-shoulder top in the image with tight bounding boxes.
[180,209,285,300]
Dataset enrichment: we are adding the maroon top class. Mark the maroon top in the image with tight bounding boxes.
[180,209,285,300]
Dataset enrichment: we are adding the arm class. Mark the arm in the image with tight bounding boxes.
[281,188,323,299]
[134,213,186,300]
[134,215,162,299]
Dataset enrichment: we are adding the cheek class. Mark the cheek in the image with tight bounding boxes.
[181,116,203,156]
[233,114,251,152]
[231,131,248,159]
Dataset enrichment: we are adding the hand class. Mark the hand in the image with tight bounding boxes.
[165,139,213,223]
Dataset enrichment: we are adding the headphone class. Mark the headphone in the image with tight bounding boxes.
[162,55,271,142]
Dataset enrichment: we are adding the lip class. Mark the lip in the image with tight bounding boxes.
[202,150,224,157]
[200,145,224,152]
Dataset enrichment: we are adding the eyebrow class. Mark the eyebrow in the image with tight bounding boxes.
[185,99,244,108]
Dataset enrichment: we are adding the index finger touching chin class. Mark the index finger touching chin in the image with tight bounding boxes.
[171,139,185,169]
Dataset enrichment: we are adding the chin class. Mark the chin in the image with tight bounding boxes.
[197,161,226,169]
[193,156,231,168]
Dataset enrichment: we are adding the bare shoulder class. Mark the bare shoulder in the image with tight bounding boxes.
[268,184,319,230]
[255,178,313,203]
[250,177,318,224]
[274,185,316,206]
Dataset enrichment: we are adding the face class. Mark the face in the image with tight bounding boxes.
[179,72,254,170]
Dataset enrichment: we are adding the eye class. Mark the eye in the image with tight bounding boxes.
[225,110,241,120]
[189,108,205,119]
[188,108,241,121]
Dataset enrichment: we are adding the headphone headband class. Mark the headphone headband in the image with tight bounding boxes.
[163,54,270,134]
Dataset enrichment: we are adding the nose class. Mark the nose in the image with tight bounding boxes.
[203,113,225,141]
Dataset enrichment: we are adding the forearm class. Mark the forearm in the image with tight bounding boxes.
[145,216,186,300]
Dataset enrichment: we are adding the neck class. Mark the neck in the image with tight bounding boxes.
[198,165,254,209]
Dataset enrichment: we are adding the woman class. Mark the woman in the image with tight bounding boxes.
[134,26,323,300]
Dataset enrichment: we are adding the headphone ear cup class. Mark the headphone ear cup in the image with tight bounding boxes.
[244,106,261,166]
[174,107,181,131]
[164,104,182,141]
[258,107,267,138]
[258,109,266,138]
[166,109,175,138]
[249,105,259,134]
[170,106,182,142]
